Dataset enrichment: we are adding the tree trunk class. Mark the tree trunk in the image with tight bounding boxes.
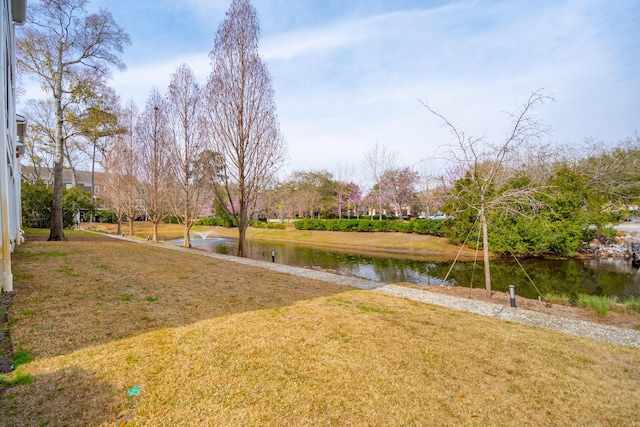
[90,140,96,224]
[153,222,159,242]
[481,206,492,297]
[128,217,134,237]
[237,220,247,258]
[49,80,66,241]
[183,223,190,248]
[91,141,96,194]
[70,168,78,188]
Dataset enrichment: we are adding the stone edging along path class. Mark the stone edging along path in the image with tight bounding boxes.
[104,233,640,348]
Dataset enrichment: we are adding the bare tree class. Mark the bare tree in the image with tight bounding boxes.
[101,101,141,236]
[17,0,130,241]
[62,133,86,187]
[333,161,355,219]
[415,168,439,217]
[22,97,92,187]
[21,99,57,176]
[574,136,640,202]
[137,89,171,241]
[292,183,322,219]
[205,0,287,257]
[363,143,399,219]
[100,146,127,234]
[166,63,207,247]
[424,90,551,295]
[252,176,280,221]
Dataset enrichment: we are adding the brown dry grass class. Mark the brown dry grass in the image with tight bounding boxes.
[1,231,639,426]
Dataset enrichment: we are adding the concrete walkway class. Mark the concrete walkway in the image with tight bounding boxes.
[108,233,640,347]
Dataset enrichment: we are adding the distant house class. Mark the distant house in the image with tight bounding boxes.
[21,165,105,198]
[1,0,26,292]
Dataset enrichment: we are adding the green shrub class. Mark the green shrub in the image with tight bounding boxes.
[294,219,326,230]
[266,222,286,230]
[21,181,52,228]
[356,220,375,232]
[22,181,95,228]
[249,220,285,229]
[195,217,215,226]
[164,216,182,224]
[62,187,95,228]
[389,221,414,233]
[341,220,364,231]
[373,220,392,232]
[94,210,117,223]
[194,217,236,227]
[324,219,340,231]
[293,218,456,236]
[412,219,449,237]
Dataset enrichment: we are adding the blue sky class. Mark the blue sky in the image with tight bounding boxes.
[25,0,640,181]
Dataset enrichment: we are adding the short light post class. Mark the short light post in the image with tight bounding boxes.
[509,285,516,308]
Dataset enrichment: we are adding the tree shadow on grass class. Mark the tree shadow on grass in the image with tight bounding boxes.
[9,237,356,360]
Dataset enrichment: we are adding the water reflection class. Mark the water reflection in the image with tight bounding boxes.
[175,237,640,299]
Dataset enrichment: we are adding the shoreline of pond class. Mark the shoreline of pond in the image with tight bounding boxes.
[86,221,640,264]
[204,225,483,262]
[205,225,640,264]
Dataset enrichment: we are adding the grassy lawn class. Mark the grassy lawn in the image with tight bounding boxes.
[1,231,639,425]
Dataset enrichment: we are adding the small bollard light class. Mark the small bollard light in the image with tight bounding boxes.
[271,250,275,263]
[509,285,516,308]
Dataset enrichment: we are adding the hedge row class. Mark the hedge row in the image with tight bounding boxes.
[293,219,453,237]
[250,220,286,230]
[194,217,234,227]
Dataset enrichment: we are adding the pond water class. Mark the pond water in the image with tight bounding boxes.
[173,236,640,300]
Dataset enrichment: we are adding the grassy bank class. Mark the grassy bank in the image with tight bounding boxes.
[1,231,639,425]
[86,221,480,261]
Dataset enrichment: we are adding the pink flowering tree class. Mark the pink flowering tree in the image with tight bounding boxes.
[379,167,419,218]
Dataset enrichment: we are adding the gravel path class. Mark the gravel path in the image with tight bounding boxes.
[110,234,640,347]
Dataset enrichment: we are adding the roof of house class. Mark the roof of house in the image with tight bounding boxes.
[21,165,104,187]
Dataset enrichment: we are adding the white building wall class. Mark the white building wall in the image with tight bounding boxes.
[1,0,26,293]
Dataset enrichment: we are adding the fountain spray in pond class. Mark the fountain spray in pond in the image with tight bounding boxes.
[194,231,214,241]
